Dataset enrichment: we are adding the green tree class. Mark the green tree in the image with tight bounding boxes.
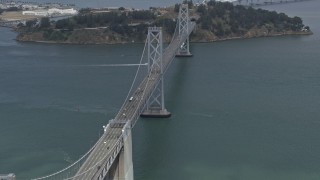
[40,17,50,28]
[7,7,19,11]
[215,22,224,36]
[79,8,91,15]
[290,16,303,30]
[207,0,216,6]
[110,23,125,35]
[49,30,66,41]
[183,0,193,8]
[67,19,76,31]
[55,19,68,29]
[43,29,54,39]
[26,19,37,28]
[130,10,155,20]
[153,18,176,34]
[197,4,207,15]
[199,15,212,30]
[174,4,180,13]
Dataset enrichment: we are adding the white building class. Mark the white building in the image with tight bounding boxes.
[21,4,40,10]
[48,8,78,16]
[22,10,48,16]
[22,8,78,17]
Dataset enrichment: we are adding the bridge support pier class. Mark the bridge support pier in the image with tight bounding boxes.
[176,4,193,57]
[141,27,171,118]
[112,124,134,180]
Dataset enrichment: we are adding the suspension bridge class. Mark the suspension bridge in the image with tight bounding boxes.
[26,4,195,180]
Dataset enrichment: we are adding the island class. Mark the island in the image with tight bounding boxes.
[14,0,312,44]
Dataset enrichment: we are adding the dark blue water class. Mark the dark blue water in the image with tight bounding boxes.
[1,1,320,179]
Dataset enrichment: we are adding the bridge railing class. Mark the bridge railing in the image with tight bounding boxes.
[86,134,124,180]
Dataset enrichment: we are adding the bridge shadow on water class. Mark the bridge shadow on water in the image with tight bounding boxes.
[165,56,193,113]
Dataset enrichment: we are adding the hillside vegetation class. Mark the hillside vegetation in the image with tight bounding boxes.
[16,0,311,44]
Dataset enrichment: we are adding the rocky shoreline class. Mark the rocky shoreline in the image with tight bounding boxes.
[15,28,312,45]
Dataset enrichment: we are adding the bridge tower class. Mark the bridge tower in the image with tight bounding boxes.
[176,3,193,57]
[141,27,171,118]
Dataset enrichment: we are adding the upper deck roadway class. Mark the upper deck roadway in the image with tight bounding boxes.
[75,22,195,180]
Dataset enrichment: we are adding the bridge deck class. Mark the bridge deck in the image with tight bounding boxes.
[75,22,195,179]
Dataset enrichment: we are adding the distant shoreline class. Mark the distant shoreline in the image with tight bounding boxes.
[15,30,313,45]
[14,1,313,45]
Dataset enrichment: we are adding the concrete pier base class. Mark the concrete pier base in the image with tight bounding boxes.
[140,108,171,118]
[112,127,134,180]
[175,52,193,57]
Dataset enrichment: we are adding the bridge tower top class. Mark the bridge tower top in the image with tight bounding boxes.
[147,27,163,74]
[178,4,189,36]
[176,3,192,57]
[141,27,171,118]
